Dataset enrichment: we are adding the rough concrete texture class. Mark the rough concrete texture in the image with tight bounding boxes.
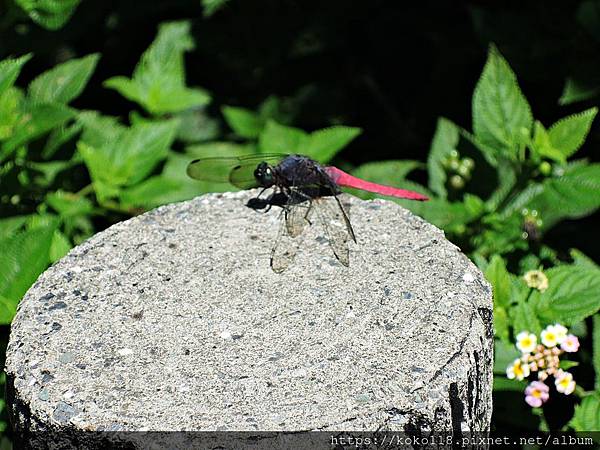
[6,190,493,447]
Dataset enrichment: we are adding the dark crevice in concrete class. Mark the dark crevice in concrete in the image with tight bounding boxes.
[477,307,494,339]
[448,382,465,439]
[430,311,475,383]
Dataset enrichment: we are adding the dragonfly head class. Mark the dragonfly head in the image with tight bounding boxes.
[254,162,275,187]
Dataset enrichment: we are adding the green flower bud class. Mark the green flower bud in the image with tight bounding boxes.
[450,175,465,189]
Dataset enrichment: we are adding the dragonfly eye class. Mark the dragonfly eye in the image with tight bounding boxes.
[254,162,275,187]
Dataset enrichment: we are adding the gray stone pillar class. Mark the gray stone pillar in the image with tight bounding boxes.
[5,191,493,449]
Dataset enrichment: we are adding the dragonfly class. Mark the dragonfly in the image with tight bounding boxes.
[187,154,428,272]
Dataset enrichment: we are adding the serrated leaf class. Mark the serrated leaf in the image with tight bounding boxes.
[427,117,459,198]
[511,297,542,336]
[0,215,31,239]
[103,21,210,114]
[548,108,597,159]
[559,77,600,105]
[257,121,360,163]
[46,190,93,217]
[531,121,566,163]
[119,176,188,209]
[0,224,56,313]
[570,394,600,431]
[49,229,71,262]
[202,0,230,17]
[303,126,362,163]
[258,120,307,154]
[528,163,600,229]
[472,45,533,158]
[15,0,81,30]
[536,265,600,325]
[28,53,99,104]
[175,108,219,143]
[0,86,24,140]
[571,249,600,270]
[78,115,179,189]
[485,255,511,309]
[28,159,77,186]
[1,101,75,160]
[41,119,83,158]
[221,105,262,138]
[0,54,32,96]
[594,315,600,390]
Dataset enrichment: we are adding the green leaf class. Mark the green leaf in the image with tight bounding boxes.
[511,297,542,336]
[493,340,520,375]
[104,21,210,114]
[537,265,600,325]
[559,77,600,105]
[485,255,511,309]
[0,87,24,140]
[351,160,422,186]
[571,249,600,270]
[202,0,230,17]
[594,315,600,390]
[14,0,81,30]
[28,159,77,186]
[548,108,597,159]
[427,117,460,198]
[175,108,219,143]
[472,45,533,158]
[46,190,93,217]
[119,175,187,209]
[221,105,262,139]
[303,126,362,163]
[49,230,71,262]
[0,54,32,96]
[258,121,361,163]
[0,215,31,239]
[558,360,579,370]
[0,295,18,325]
[78,115,179,189]
[0,224,56,317]
[41,119,83,158]
[570,393,600,431]
[28,53,100,104]
[531,121,566,164]
[1,102,75,160]
[528,163,600,229]
[493,376,527,392]
[258,120,307,154]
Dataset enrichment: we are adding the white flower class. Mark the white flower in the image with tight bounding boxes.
[523,270,549,292]
[552,324,568,344]
[507,358,530,381]
[541,325,559,347]
[516,331,537,354]
[555,371,576,395]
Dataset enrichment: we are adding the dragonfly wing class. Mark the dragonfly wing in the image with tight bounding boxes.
[187,154,287,189]
[313,195,354,266]
[271,209,301,273]
[285,194,313,238]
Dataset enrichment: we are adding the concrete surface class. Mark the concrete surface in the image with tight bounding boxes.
[5,190,493,448]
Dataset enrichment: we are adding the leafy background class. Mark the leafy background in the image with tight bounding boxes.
[1,0,600,443]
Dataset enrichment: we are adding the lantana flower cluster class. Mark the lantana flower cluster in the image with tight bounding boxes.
[506,323,579,408]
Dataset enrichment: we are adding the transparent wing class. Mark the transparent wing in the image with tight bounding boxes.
[285,193,313,238]
[271,209,301,273]
[186,154,287,189]
[313,195,354,267]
